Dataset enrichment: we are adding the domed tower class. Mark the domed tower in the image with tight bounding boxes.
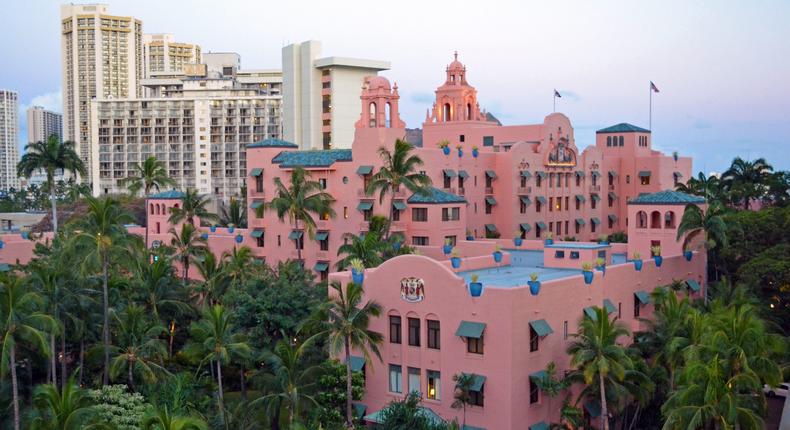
[424,52,487,124]
[355,76,405,129]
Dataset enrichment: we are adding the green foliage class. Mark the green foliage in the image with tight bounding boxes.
[118,156,176,197]
[309,359,365,429]
[219,196,246,228]
[87,385,150,430]
[607,231,628,243]
[29,375,106,430]
[377,392,453,430]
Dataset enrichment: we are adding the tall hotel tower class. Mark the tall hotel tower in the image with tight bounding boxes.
[0,90,20,191]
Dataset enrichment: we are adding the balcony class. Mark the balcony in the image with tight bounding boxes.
[589,185,601,193]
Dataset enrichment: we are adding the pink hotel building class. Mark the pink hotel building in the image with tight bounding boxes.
[0,56,707,429]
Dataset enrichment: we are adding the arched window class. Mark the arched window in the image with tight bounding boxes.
[385,102,392,128]
[466,103,472,120]
[369,102,377,127]
[443,103,451,122]
[664,211,676,228]
[650,211,662,228]
[637,211,648,228]
[150,203,154,215]
[174,203,179,209]
[155,204,160,215]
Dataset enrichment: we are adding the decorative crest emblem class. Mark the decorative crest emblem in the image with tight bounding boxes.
[400,277,425,303]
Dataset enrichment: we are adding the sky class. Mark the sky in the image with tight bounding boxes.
[1,0,789,174]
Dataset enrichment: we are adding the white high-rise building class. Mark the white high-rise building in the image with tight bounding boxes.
[0,90,20,191]
[143,34,201,78]
[27,106,63,144]
[282,40,390,150]
[61,4,143,183]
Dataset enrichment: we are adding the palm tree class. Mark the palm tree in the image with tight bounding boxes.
[721,157,774,209]
[451,373,474,428]
[219,196,246,228]
[186,304,251,423]
[68,195,134,385]
[29,374,107,430]
[168,189,219,227]
[27,261,68,389]
[193,251,227,307]
[109,305,170,391]
[366,139,432,238]
[119,156,176,197]
[0,274,56,430]
[17,135,87,233]
[566,307,633,430]
[309,281,383,428]
[677,201,728,282]
[257,337,321,427]
[265,167,336,261]
[532,362,569,422]
[335,232,386,270]
[675,172,726,203]
[142,406,208,430]
[170,223,208,284]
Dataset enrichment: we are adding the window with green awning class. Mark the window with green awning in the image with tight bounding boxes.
[314,262,329,272]
[536,196,547,203]
[393,200,407,210]
[458,170,469,178]
[608,170,617,178]
[529,422,549,430]
[591,171,601,178]
[357,201,373,211]
[591,194,601,202]
[536,221,547,229]
[529,319,554,337]
[520,223,531,232]
[443,169,456,178]
[608,214,618,222]
[529,370,548,381]
[485,224,497,232]
[315,231,329,241]
[356,165,373,175]
[536,171,547,178]
[674,171,683,179]
[591,217,601,225]
[575,218,586,225]
[584,307,597,320]
[634,291,650,305]
[638,170,651,177]
[485,196,497,205]
[520,196,531,205]
[460,373,486,392]
[485,170,497,179]
[250,200,264,209]
[608,192,617,199]
[603,299,617,314]
[686,279,701,292]
[520,171,532,179]
[346,355,365,372]
[575,171,585,178]
[575,194,586,202]
[455,321,486,338]
[250,229,264,238]
[288,231,303,240]
[249,168,263,177]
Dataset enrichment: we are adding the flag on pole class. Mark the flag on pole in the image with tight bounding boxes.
[554,89,562,98]
[650,81,660,93]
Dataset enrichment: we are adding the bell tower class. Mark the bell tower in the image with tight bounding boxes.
[424,52,487,124]
[355,76,405,129]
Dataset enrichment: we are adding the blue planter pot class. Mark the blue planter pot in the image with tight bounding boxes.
[393,242,402,251]
[599,241,609,245]
[492,251,503,263]
[472,149,479,158]
[545,239,553,245]
[528,280,541,296]
[227,226,235,233]
[633,259,643,271]
[582,270,594,285]
[351,270,364,285]
[684,251,693,261]
[201,233,209,240]
[21,232,29,240]
[457,149,463,157]
[442,146,450,155]
[466,235,474,241]
[443,244,453,255]
[235,234,243,244]
[210,226,217,233]
[469,282,483,297]
[0,240,4,249]
[653,256,663,267]
[451,257,461,269]
[513,238,523,247]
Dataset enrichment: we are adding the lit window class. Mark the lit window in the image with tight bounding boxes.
[427,370,441,400]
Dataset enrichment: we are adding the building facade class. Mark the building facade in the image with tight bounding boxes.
[282,40,390,150]
[142,33,201,78]
[26,106,63,144]
[0,90,20,191]
[61,4,143,183]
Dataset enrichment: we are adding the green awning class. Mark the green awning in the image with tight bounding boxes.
[485,170,497,179]
[536,221,547,229]
[529,319,554,337]
[353,403,367,418]
[250,168,263,177]
[520,223,531,232]
[347,355,365,372]
[591,194,601,202]
[250,200,264,209]
[314,262,329,272]
[485,224,497,232]
[686,279,701,292]
[520,196,531,205]
[591,171,601,178]
[288,230,303,240]
[315,231,329,241]
[529,370,548,381]
[608,170,617,178]
[529,422,549,430]
[463,426,486,430]
[638,170,651,177]
[356,165,373,175]
[603,299,617,314]
[575,218,586,225]
[585,401,602,417]
[485,196,497,205]
[635,291,651,305]
[608,192,617,199]
[461,373,486,392]
[591,217,601,225]
[584,307,598,320]
[393,200,407,210]
[250,229,264,238]
[608,214,618,222]
[536,196,547,204]
[458,170,469,178]
[575,194,586,202]
[575,171,585,178]
[536,171,547,178]
[520,171,532,179]
[443,169,457,178]
[674,171,683,178]
[456,321,486,339]
[357,201,373,211]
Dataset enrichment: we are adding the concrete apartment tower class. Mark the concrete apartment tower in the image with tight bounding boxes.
[61,4,143,183]
[143,33,201,78]
[27,106,63,144]
[0,90,20,191]
[282,40,390,150]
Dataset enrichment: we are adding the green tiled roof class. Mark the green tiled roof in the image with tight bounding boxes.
[575,194,586,202]
[628,190,706,205]
[536,196,547,204]
[520,196,531,205]
[575,170,585,178]
[250,200,264,209]
[485,170,498,179]
[609,214,618,222]
[148,190,184,199]
[353,403,367,418]
[529,370,548,381]
[0,263,10,272]
[458,170,469,178]
[288,230,303,240]
[609,192,618,199]
[529,319,554,337]
[521,171,532,179]
[596,123,650,134]
[635,291,651,305]
[536,171,547,178]
[591,194,601,202]
[272,149,352,168]
[591,217,601,225]
[407,187,465,204]
[463,426,486,430]
[456,321,486,339]
[638,170,652,177]
[247,138,298,148]
[584,307,598,320]
[575,218,586,225]
[536,221,547,229]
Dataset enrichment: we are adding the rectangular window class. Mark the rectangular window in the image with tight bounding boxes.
[343,207,348,219]
[389,365,402,393]
[443,175,452,189]
[536,201,542,212]
[565,197,569,210]
[570,251,580,259]
[255,175,263,192]
[641,175,651,185]
[549,197,554,212]
[427,320,440,349]
[319,234,329,251]
[444,236,456,247]
[591,220,597,233]
[408,367,421,395]
[427,370,441,400]
[485,201,492,214]
[442,207,460,221]
[536,175,542,188]
[470,388,484,407]
[563,320,568,339]
[392,206,401,221]
[412,236,429,246]
[530,326,539,352]
[408,318,421,346]
[549,173,554,188]
[390,316,402,344]
[520,200,527,214]
[483,135,494,146]
[295,234,304,250]
[591,197,597,209]
[363,209,372,222]
[529,379,539,404]
[618,302,622,318]
[412,208,428,222]
[318,178,327,190]
[467,336,484,354]
[256,236,264,248]
[634,295,641,318]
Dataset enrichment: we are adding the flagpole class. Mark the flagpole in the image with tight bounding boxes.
[553,91,556,113]
[649,82,652,131]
